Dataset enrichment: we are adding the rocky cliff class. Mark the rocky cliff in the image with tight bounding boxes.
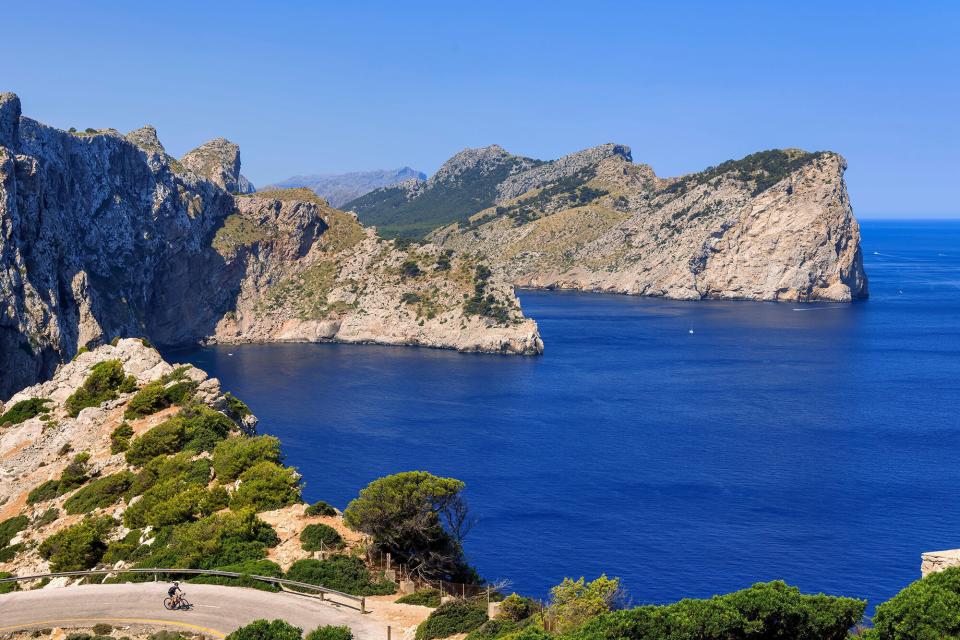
[430,147,868,303]
[0,93,541,400]
[264,167,426,208]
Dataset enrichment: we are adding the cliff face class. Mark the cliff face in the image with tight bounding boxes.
[0,93,541,400]
[431,148,868,304]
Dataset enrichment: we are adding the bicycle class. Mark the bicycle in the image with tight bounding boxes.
[163,592,192,610]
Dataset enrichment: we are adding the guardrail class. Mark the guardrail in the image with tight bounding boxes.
[0,567,368,613]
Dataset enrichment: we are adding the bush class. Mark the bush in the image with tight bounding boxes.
[286,556,397,596]
[306,626,353,640]
[38,515,115,571]
[212,436,282,482]
[224,393,252,419]
[92,624,112,635]
[0,398,50,425]
[110,422,134,453]
[872,566,960,639]
[125,419,185,465]
[125,451,211,498]
[34,507,60,527]
[401,260,422,278]
[27,453,91,504]
[64,471,135,514]
[567,580,865,640]
[124,477,226,529]
[397,589,441,608]
[124,378,198,419]
[0,571,18,594]
[416,601,488,640]
[65,360,126,417]
[0,515,29,548]
[180,403,235,452]
[466,619,526,640]
[225,620,302,640]
[548,575,620,634]
[305,500,338,517]
[300,524,345,551]
[188,559,284,592]
[499,593,536,621]
[133,509,278,570]
[229,461,301,511]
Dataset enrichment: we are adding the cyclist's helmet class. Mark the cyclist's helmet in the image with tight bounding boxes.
[173,581,179,586]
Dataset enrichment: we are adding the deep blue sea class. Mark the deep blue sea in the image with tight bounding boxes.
[166,220,960,609]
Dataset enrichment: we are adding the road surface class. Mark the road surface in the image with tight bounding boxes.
[0,583,387,639]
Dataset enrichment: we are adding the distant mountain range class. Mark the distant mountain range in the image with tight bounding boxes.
[263,167,426,208]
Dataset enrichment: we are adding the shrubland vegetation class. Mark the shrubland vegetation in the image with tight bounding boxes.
[0,397,50,425]
[287,556,396,595]
[416,601,489,640]
[463,264,511,324]
[661,149,827,197]
[27,452,91,504]
[64,360,136,417]
[300,523,345,551]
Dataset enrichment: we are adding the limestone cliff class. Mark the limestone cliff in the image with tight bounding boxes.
[0,93,541,400]
[431,147,868,303]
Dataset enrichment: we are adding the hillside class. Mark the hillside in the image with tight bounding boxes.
[430,147,868,303]
[263,167,426,208]
[0,93,541,399]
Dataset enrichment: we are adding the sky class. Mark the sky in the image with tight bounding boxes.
[4,1,958,217]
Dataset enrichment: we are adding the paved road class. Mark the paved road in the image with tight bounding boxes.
[0,583,387,639]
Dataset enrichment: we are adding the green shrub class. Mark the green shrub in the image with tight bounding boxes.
[286,556,397,596]
[124,477,226,529]
[225,620,303,640]
[27,453,91,504]
[123,381,169,418]
[125,452,210,498]
[224,393,252,419]
[103,528,144,564]
[92,624,112,635]
[305,500,338,517]
[64,471,135,514]
[34,507,60,527]
[397,589,441,608]
[149,632,187,640]
[27,480,61,504]
[0,571,18,594]
[125,418,185,465]
[180,403,235,452]
[229,461,301,511]
[0,398,50,425]
[567,580,865,640]
[548,575,620,634]
[110,422,134,453]
[38,515,115,571]
[188,559,283,592]
[499,593,536,621]
[306,626,353,640]
[416,601,488,640]
[0,515,29,547]
[65,360,126,417]
[0,543,23,562]
[466,618,526,640]
[133,509,278,570]
[212,436,282,482]
[300,524,345,551]
[872,566,960,639]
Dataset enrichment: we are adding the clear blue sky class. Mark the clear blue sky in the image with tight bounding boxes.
[5,1,958,217]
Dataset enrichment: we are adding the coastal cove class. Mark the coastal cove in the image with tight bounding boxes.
[165,220,960,609]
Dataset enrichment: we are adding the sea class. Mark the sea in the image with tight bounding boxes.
[166,219,960,609]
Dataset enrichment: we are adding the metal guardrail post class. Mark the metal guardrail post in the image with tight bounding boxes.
[361,596,366,614]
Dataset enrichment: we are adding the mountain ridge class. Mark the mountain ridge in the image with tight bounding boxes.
[263,167,425,208]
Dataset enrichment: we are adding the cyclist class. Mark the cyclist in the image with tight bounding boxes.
[167,581,183,608]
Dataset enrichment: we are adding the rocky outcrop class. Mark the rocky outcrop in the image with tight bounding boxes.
[432,148,868,303]
[0,94,541,400]
[265,167,426,208]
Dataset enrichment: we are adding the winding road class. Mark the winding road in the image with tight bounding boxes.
[0,583,387,639]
